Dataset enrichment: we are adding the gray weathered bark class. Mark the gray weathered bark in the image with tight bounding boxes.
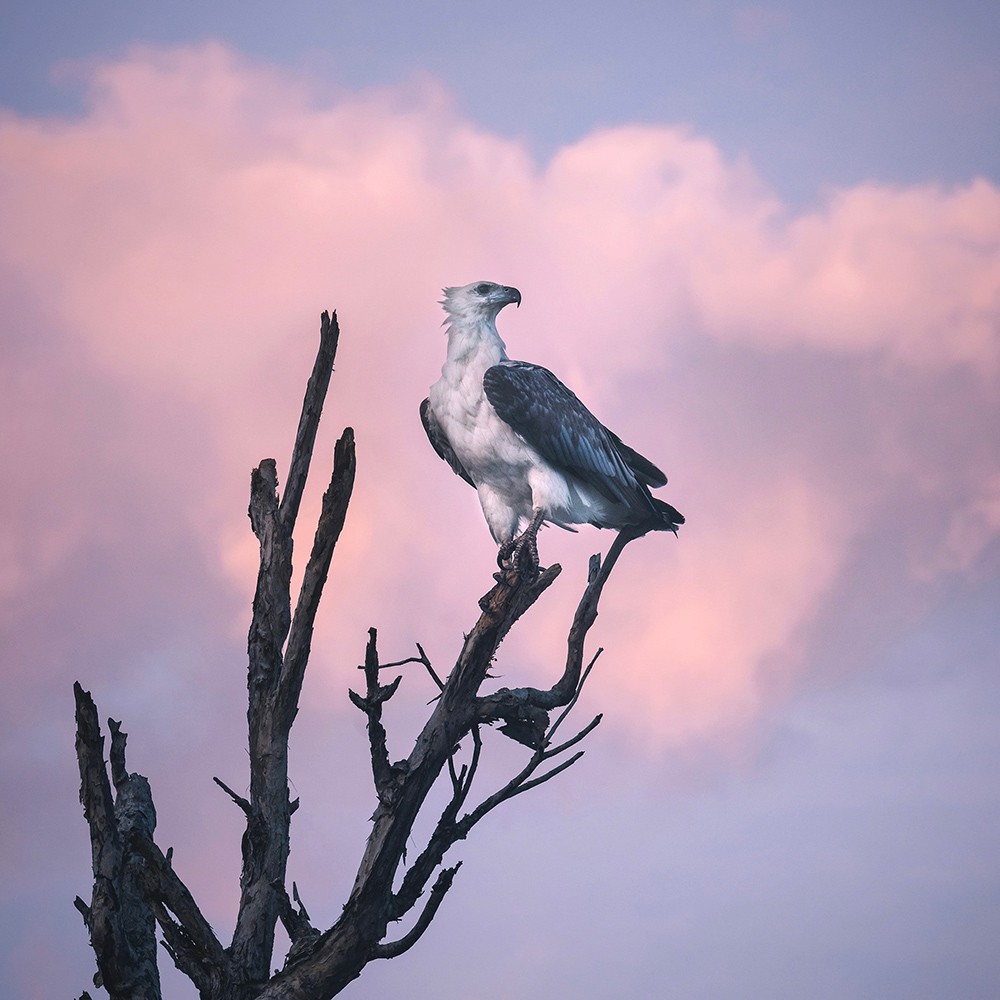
[75,690,161,1000]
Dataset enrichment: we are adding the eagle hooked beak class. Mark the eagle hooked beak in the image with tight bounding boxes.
[503,285,521,308]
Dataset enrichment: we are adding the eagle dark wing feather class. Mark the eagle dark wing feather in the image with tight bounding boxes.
[420,397,475,487]
[482,361,657,509]
[606,430,667,487]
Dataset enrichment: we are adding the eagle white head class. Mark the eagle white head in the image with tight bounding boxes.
[441,281,521,325]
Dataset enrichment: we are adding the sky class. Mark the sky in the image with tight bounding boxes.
[1,2,999,998]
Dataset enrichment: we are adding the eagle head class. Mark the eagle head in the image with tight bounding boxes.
[441,281,521,322]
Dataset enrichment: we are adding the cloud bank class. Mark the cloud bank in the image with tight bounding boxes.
[1,41,998,762]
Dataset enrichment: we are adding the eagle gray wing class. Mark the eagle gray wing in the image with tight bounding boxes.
[606,430,667,488]
[482,361,665,509]
[420,397,475,487]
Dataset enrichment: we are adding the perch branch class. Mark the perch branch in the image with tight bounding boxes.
[389,576,608,921]
[475,530,637,726]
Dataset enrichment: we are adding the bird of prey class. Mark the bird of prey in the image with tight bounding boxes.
[421,281,684,567]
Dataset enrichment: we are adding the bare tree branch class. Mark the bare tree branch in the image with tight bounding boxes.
[349,629,404,803]
[247,458,291,691]
[74,683,162,1000]
[273,881,321,965]
[376,643,445,692]
[543,711,604,759]
[371,864,462,960]
[213,776,252,817]
[230,312,354,985]
[384,561,613,930]
[475,531,638,726]
[129,838,227,973]
[279,310,341,531]
[280,427,356,722]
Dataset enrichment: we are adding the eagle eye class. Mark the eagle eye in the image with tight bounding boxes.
[475,283,493,296]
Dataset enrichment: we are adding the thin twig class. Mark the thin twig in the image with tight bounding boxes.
[213,777,252,817]
[543,714,603,760]
[415,643,445,690]
[510,750,587,797]
[371,643,445,693]
[375,656,425,670]
[544,648,603,746]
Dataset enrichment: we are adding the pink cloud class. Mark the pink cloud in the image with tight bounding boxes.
[693,179,1000,370]
[1,42,998,759]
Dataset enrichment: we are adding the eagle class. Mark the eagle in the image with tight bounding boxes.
[421,281,684,567]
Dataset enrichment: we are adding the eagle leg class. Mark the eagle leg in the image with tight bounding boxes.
[498,509,545,576]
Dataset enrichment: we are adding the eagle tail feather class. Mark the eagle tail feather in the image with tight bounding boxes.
[651,498,685,533]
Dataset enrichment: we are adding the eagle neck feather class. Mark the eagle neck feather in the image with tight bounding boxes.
[444,317,508,371]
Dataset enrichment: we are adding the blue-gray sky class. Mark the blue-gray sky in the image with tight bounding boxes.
[4,1,999,201]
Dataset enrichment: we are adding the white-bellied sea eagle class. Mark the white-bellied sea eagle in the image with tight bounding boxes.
[421,281,684,566]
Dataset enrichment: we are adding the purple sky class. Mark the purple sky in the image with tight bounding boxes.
[1,5,999,998]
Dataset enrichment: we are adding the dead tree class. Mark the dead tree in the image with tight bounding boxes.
[74,311,644,1000]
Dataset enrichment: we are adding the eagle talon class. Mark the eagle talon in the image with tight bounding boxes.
[496,520,542,580]
[497,540,515,569]
[513,534,539,578]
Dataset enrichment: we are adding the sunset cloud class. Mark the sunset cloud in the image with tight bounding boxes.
[1,42,998,760]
